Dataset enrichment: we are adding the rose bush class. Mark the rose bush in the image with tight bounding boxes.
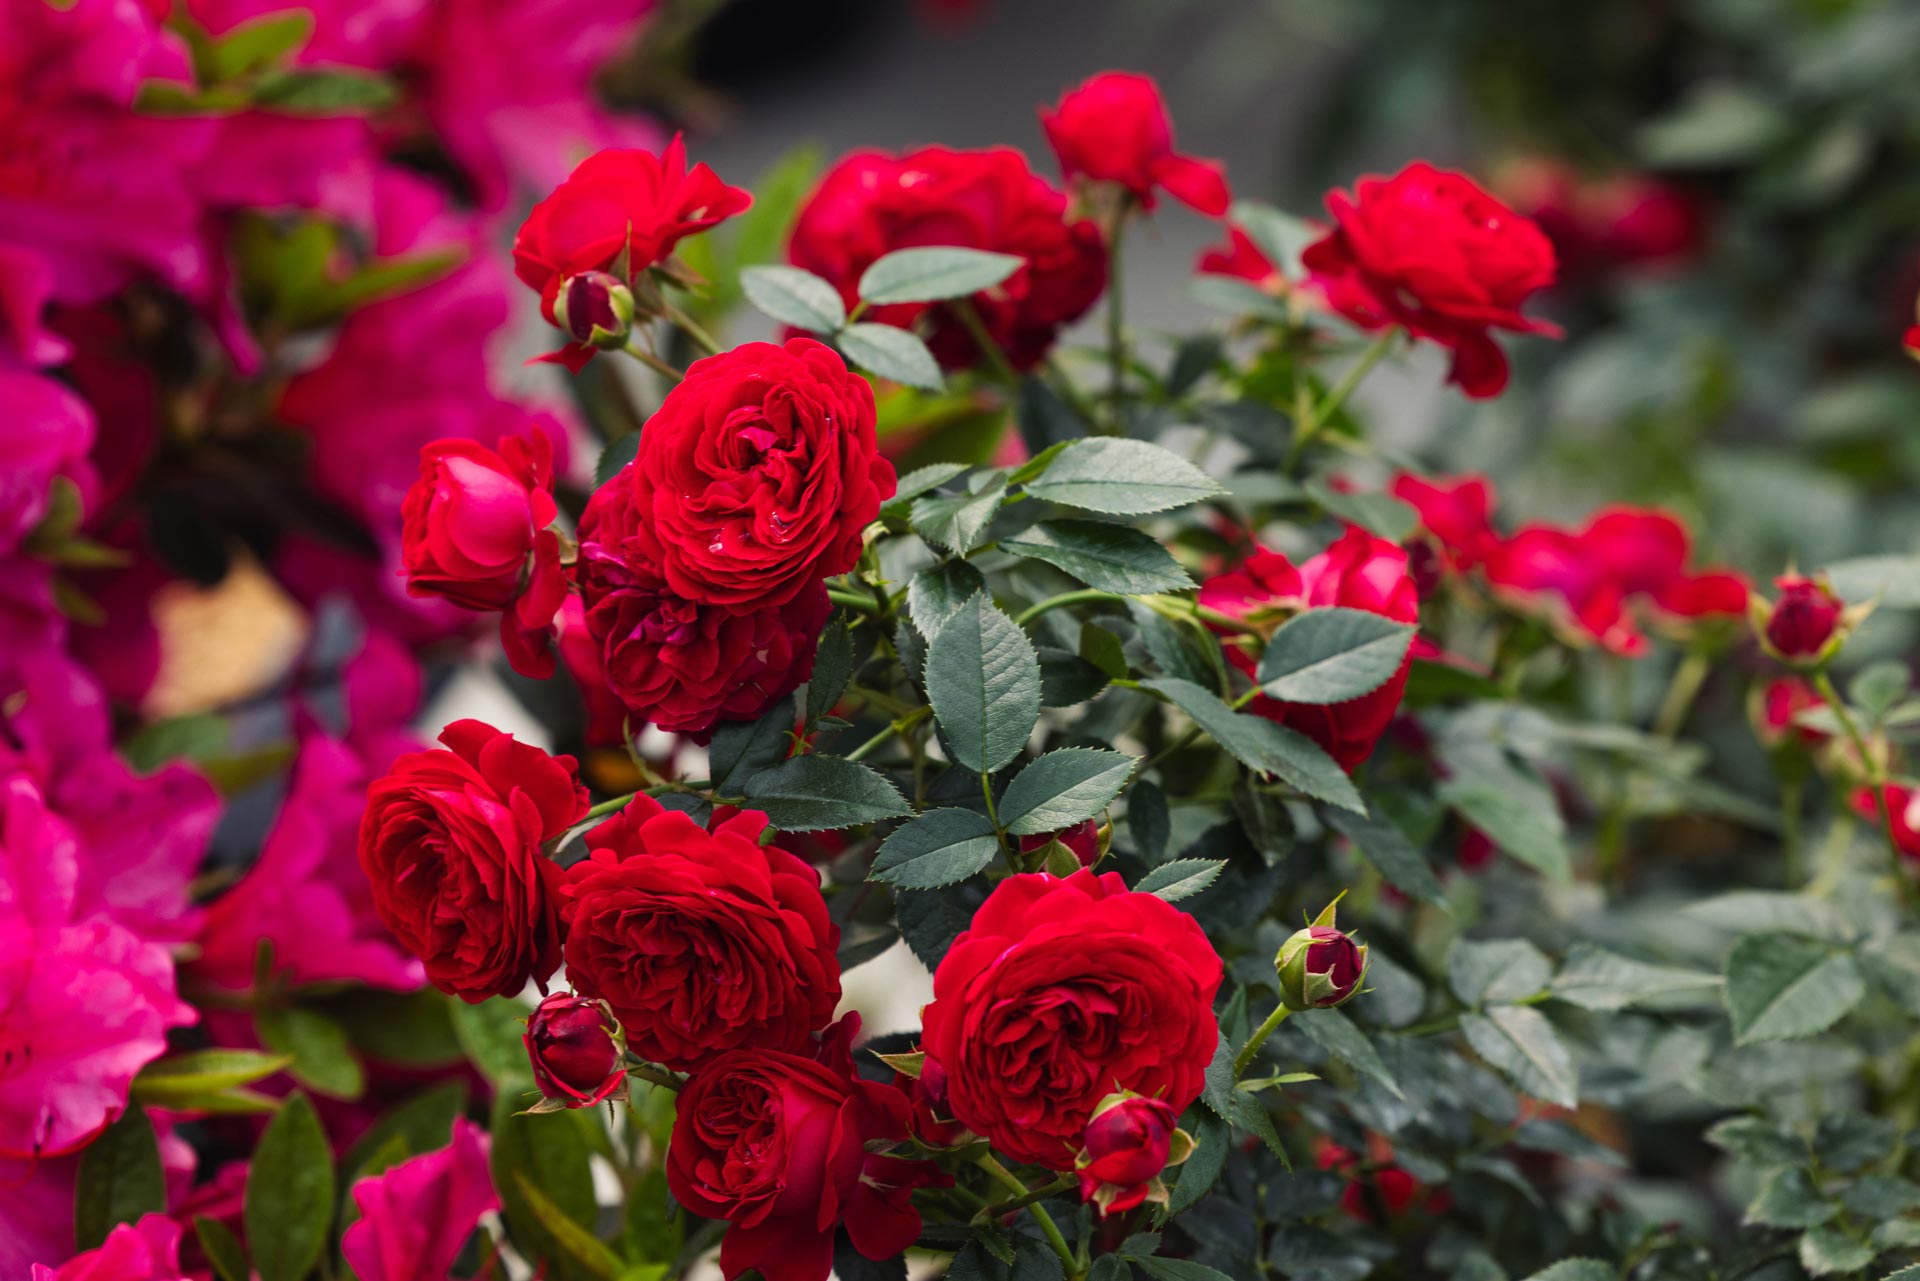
[13,16,1920,1281]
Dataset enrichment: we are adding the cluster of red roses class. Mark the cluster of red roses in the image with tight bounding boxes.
[353,714,1232,1279]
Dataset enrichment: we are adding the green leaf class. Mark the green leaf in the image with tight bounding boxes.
[1449,939,1553,1006]
[857,246,1024,305]
[925,595,1041,775]
[740,755,912,831]
[1127,779,1170,861]
[1304,479,1419,542]
[449,996,534,1088]
[1023,438,1222,515]
[1798,1227,1875,1277]
[1823,554,1920,607]
[741,265,847,333]
[1135,858,1225,902]
[1230,200,1319,277]
[245,1093,334,1281]
[806,620,858,726]
[194,1217,248,1281]
[514,1174,624,1279]
[1001,520,1192,595]
[998,748,1136,835]
[594,433,639,487]
[1256,607,1415,704]
[1746,1166,1836,1228]
[1636,83,1788,166]
[256,1005,365,1101]
[122,713,228,772]
[1321,806,1445,906]
[839,323,943,391]
[1724,935,1865,1044]
[203,10,313,80]
[74,1106,165,1251]
[869,809,1001,889]
[1685,891,1855,938]
[1520,1263,1616,1281]
[883,461,970,515]
[1166,1113,1228,1215]
[896,885,978,969]
[1292,1007,1402,1099]
[492,1094,601,1280]
[909,561,987,636]
[131,1049,293,1112]
[1438,771,1570,881]
[1462,1006,1579,1108]
[1141,678,1363,813]
[912,473,1009,555]
[1134,1258,1237,1281]
[1550,945,1721,1011]
[1706,1115,1805,1166]
[707,692,797,791]
[251,67,396,114]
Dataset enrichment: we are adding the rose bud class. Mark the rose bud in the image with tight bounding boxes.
[555,271,635,351]
[1761,573,1844,662]
[1017,818,1102,871]
[1276,925,1368,1011]
[399,428,560,613]
[1073,1092,1194,1217]
[524,993,626,1108]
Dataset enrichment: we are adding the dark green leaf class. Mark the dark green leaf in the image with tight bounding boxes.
[1038,646,1109,707]
[1141,678,1363,812]
[926,595,1041,775]
[1449,939,1553,1006]
[1256,607,1415,704]
[492,1094,600,1280]
[593,433,639,487]
[741,265,846,332]
[1745,1166,1836,1228]
[1520,1263,1616,1281]
[1304,479,1419,542]
[1438,771,1570,881]
[909,561,987,636]
[1724,935,1865,1044]
[256,1005,364,1101]
[1127,779,1170,861]
[1001,520,1193,595]
[448,997,535,1088]
[1322,806,1445,906]
[1166,1113,1228,1215]
[1023,439,1222,515]
[806,620,859,726]
[1799,1227,1875,1277]
[245,1093,335,1281]
[1461,1006,1578,1108]
[913,474,1009,555]
[195,1217,248,1281]
[857,247,1024,304]
[1018,376,1086,452]
[1135,858,1225,902]
[1292,1007,1402,1099]
[1550,945,1721,1011]
[513,1174,624,1279]
[74,1106,165,1250]
[896,884,979,970]
[839,323,943,391]
[1135,1259,1237,1281]
[869,809,1001,889]
[998,748,1136,834]
[740,755,912,831]
[708,693,796,791]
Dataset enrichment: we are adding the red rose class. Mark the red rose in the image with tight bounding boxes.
[1302,161,1561,398]
[666,1015,946,1281]
[1391,473,1498,574]
[1765,573,1844,660]
[399,427,569,679]
[512,138,750,321]
[1201,528,1420,772]
[524,993,625,1108]
[1906,323,1920,359]
[1040,71,1229,215]
[1075,1093,1185,1216]
[1196,224,1283,291]
[1316,1135,1449,1222]
[575,468,829,737]
[1755,676,1829,749]
[1854,785,1920,864]
[357,720,587,1002]
[788,147,1107,370]
[920,869,1222,1170]
[621,337,894,612]
[559,796,840,1070]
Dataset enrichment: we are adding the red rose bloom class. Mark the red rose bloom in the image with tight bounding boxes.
[1765,573,1844,659]
[1756,676,1829,749]
[357,720,587,1002]
[1853,785,1920,864]
[1196,224,1283,291]
[1316,1135,1450,1223]
[788,146,1106,370]
[1040,71,1229,215]
[559,796,840,1070]
[576,469,829,737]
[1391,473,1498,573]
[1302,162,1561,398]
[919,869,1222,1170]
[666,1015,946,1281]
[621,338,895,612]
[400,427,569,679]
[1201,528,1420,773]
[512,138,751,321]
[524,993,625,1108]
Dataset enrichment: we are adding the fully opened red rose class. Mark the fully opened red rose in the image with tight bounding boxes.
[1201,528,1420,773]
[1302,161,1561,398]
[357,720,587,1002]
[1041,71,1230,215]
[575,468,828,737]
[512,137,751,320]
[622,337,896,611]
[788,146,1107,370]
[919,869,1222,1170]
[666,1015,946,1281]
[559,796,840,1070]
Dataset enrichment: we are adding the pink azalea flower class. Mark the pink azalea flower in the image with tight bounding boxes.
[340,1118,500,1281]
[0,244,69,366]
[28,1213,188,1281]
[0,1153,79,1280]
[193,733,425,994]
[0,368,95,556]
[0,778,195,1160]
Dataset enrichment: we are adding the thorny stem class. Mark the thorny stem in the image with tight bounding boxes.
[974,1152,1078,1276]
[976,1174,1076,1223]
[1285,329,1398,470]
[1104,207,1129,435]
[1233,1004,1293,1075]
[844,707,930,763]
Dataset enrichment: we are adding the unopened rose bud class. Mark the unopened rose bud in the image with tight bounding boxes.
[1763,574,1844,661]
[1276,925,1367,1011]
[525,993,626,1107]
[400,429,560,612]
[1753,676,1829,750]
[1018,819,1102,871]
[1074,1092,1193,1217]
[555,271,635,350]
